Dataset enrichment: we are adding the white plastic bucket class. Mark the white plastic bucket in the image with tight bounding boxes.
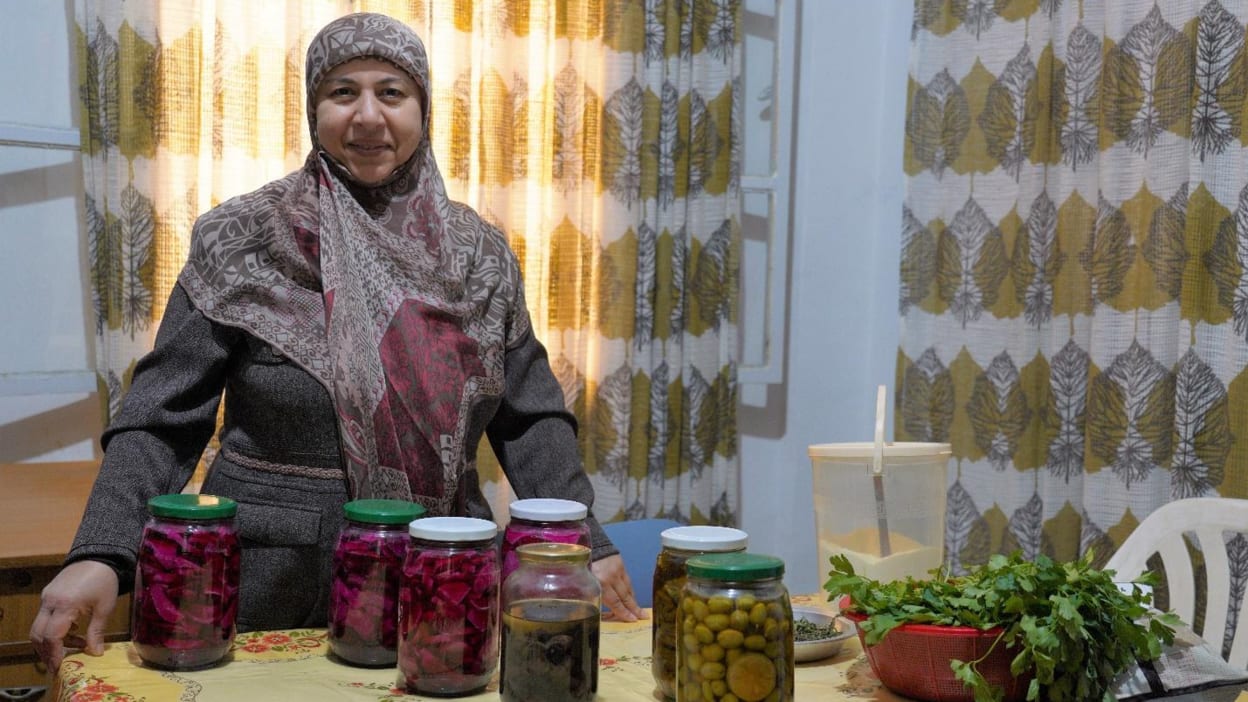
[809,442,950,583]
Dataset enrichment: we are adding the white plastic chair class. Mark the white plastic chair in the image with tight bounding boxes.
[1105,497,1248,668]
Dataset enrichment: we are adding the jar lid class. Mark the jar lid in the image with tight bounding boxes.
[409,516,498,542]
[509,498,588,521]
[686,552,785,581]
[147,494,237,520]
[343,499,426,525]
[807,442,951,458]
[661,525,748,551]
[517,542,591,564]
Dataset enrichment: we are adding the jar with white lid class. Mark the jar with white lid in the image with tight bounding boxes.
[131,494,240,671]
[501,498,592,582]
[398,516,500,696]
[328,498,426,666]
[651,526,748,699]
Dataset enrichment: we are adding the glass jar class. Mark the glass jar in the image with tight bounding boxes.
[652,526,748,700]
[500,543,601,702]
[131,494,240,671]
[398,516,500,696]
[501,498,592,582]
[676,553,793,702]
[328,498,426,666]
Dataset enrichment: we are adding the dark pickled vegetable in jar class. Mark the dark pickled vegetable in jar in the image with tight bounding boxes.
[398,516,500,696]
[501,498,591,582]
[652,526,748,700]
[502,599,600,702]
[501,543,601,702]
[328,499,426,666]
[131,494,240,671]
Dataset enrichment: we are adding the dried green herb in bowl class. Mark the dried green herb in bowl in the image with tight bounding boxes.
[795,617,839,642]
[792,606,855,662]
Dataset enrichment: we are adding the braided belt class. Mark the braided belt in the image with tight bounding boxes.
[221,447,346,481]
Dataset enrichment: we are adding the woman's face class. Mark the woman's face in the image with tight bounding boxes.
[314,58,424,186]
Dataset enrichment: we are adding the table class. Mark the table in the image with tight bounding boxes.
[54,596,883,701]
[0,461,130,697]
[46,594,1248,702]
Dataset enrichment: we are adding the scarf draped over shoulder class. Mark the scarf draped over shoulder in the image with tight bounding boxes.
[177,13,530,514]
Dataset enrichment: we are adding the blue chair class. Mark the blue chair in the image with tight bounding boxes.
[602,518,682,608]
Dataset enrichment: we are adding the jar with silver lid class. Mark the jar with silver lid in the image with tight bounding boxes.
[500,543,600,702]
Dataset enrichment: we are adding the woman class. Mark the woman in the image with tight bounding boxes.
[31,12,642,672]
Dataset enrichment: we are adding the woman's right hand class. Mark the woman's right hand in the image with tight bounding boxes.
[29,560,120,672]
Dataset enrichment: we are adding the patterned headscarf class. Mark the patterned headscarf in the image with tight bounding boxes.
[179,13,528,514]
[303,11,430,185]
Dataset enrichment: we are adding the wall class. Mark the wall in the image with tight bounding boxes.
[0,0,100,464]
[739,1,913,595]
[0,2,916,595]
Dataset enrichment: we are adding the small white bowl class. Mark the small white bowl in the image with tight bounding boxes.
[793,606,856,662]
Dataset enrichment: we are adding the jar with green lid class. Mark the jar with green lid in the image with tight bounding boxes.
[131,494,240,671]
[500,542,601,702]
[652,526,748,700]
[676,553,793,702]
[328,498,426,666]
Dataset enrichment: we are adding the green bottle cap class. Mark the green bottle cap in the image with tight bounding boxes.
[147,493,238,520]
[343,499,426,525]
[685,552,785,581]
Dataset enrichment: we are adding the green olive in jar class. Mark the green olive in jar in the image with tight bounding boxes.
[650,527,748,701]
[675,553,792,702]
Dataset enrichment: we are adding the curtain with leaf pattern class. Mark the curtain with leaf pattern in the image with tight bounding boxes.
[898,0,1248,599]
[77,0,741,526]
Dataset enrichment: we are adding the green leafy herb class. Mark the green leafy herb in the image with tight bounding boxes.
[824,551,1180,702]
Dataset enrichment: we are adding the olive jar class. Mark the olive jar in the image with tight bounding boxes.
[328,498,426,666]
[500,543,601,702]
[652,526,748,700]
[398,516,500,696]
[676,553,794,702]
[501,498,592,582]
[131,494,241,671]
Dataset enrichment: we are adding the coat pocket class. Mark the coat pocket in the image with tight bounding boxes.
[234,500,321,547]
[233,500,325,630]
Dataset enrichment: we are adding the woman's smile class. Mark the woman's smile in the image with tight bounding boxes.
[349,141,391,154]
[314,58,424,185]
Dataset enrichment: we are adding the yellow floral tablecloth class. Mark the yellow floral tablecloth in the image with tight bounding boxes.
[55,596,899,701]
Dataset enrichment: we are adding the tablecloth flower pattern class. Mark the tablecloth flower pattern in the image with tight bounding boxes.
[57,602,865,701]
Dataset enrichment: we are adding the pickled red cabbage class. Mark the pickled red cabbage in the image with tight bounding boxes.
[398,547,499,694]
[500,521,590,581]
[328,528,408,665]
[131,520,240,670]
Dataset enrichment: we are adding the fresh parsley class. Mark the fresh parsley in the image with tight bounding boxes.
[824,550,1180,702]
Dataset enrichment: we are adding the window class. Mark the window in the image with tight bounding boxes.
[739,0,796,387]
[0,5,97,461]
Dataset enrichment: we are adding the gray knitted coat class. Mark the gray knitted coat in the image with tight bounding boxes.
[67,283,615,631]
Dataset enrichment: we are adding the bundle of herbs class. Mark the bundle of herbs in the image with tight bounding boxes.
[825,551,1180,702]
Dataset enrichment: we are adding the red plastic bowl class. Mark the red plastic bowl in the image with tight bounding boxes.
[841,609,1031,702]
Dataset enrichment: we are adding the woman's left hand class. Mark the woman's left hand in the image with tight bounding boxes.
[591,554,647,622]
